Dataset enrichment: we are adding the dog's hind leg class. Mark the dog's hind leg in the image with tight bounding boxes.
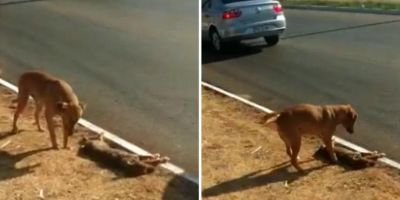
[290,136,304,172]
[284,140,292,157]
[33,100,44,132]
[279,134,292,157]
[12,89,29,134]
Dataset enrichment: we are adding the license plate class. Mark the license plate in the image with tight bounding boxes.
[253,25,270,33]
[257,5,269,12]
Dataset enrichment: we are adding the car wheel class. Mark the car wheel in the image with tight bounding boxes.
[210,30,223,52]
[264,35,279,46]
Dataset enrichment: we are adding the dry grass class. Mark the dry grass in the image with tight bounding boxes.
[202,87,400,200]
[0,86,196,200]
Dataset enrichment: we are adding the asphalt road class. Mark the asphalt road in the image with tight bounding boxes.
[203,9,400,162]
[0,0,198,175]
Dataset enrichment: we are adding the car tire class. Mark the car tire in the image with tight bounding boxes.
[210,30,223,52]
[264,35,279,46]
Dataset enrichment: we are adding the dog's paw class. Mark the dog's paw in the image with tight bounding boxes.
[331,155,339,163]
[295,167,305,173]
[62,146,72,151]
[10,128,20,135]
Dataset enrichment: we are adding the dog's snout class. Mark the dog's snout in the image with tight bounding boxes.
[347,128,354,134]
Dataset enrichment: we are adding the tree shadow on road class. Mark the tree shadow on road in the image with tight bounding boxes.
[0,0,45,6]
[202,160,329,198]
[282,19,400,40]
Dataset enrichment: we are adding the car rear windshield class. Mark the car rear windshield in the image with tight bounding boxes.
[222,0,253,4]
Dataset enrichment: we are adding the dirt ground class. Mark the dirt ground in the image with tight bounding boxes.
[202,88,400,200]
[0,86,196,200]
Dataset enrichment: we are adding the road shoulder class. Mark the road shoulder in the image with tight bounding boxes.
[202,87,400,200]
[0,86,193,200]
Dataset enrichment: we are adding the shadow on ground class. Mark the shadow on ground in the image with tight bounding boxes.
[162,175,198,200]
[202,160,329,198]
[202,41,271,65]
[0,147,51,182]
[0,130,15,140]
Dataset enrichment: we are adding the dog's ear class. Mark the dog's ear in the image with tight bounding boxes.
[57,101,69,110]
[79,101,87,111]
[347,109,357,121]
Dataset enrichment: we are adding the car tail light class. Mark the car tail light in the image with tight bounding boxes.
[273,4,282,14]
[222,9,242,19]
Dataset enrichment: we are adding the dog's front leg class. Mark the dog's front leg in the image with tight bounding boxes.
[62,127,69,149]
[323,135,338,163]
[45,112,58,149]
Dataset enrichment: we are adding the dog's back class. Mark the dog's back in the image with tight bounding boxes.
[18,71,79,107]
[264,104,339,131]
[18,71,55,98]
[277,104,327,133]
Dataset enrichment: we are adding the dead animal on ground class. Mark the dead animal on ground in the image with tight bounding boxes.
[11,71,86,149]
[260,104,358,172]
[314,144,385,169]
[78,137,169,176]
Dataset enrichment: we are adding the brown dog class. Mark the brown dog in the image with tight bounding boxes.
[260,104,358,172]
[12,71,86,149]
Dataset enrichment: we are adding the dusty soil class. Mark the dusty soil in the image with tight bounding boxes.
[0,86,196,200]
[202,88,400,200]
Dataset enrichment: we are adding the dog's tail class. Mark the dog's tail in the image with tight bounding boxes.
[258,112,280,124]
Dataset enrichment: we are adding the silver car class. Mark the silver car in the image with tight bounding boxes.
[202,0,286,51]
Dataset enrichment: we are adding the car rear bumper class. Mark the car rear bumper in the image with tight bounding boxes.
[218,16,286,40]
[223,28,285,41]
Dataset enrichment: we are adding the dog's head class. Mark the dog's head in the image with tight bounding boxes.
[58,101,86,136]
[341,104,358,134]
